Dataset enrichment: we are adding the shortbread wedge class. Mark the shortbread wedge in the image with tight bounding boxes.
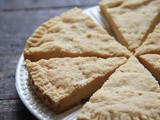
[139,54,160,82]
[24,8,131,61]
[135,23,160,82]
[135,22,160,56]
[26,57,127,113]
[100,0,160,53]
[77,56,160,120]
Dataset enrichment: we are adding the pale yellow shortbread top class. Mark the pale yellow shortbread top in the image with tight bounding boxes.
[24,8,131,61]
[139,54,160,82]
[100,0,160,52]
[77,56,160,120]
[140,54,160,69]
[135,23,160,56]
[26,57,127,112]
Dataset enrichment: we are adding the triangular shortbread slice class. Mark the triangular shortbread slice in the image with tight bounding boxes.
[100,0,160,52]
[77,56,160,120]
[24,8,131,61]
[26,57,127,113]
[135,23,160,82]
[139,54,160,82]
[135,22,160,56]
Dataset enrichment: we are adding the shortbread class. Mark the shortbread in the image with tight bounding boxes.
[26,57,127,113]
[135,22,160,56]
[24,8,131,61]
[139,54,160,82]
[135,23,160,82]
[100,0,160,52]
[77,56,160,120]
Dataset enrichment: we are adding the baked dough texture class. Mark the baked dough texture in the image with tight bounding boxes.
[23,6,160,117]
[135,23,160,82]
[139,54,160,82]
[135,22,160,56]
[100,0,160,53]
[24,8,131,61]
[26,57,127,113]
[77,56,160,120]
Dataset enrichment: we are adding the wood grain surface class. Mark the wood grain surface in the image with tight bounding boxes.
[0,0,99,119]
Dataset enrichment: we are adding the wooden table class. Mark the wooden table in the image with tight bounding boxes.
[0,0,99,119]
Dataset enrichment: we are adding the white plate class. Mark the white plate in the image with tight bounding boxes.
[15,6,109,120]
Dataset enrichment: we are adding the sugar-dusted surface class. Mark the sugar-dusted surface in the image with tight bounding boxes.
[78,56,160,120]
[24,8,131,61]
[100,0,160,52]
[139,54,160,82]
[135,22,160,82]
[26,57,127,113]
[135,23,160,56]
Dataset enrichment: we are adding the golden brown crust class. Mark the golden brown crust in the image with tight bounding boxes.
[26,57,127,113]
[100,0,160,53]
[24,8,131,61]
[77,56,160,120]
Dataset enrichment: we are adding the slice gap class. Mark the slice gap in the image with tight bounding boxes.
[100,0,160,53]
[24,8,131,61]
[135,22,160,56]
[77,56,160,120]
[135,22,160,82]
[139,54,160,82]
